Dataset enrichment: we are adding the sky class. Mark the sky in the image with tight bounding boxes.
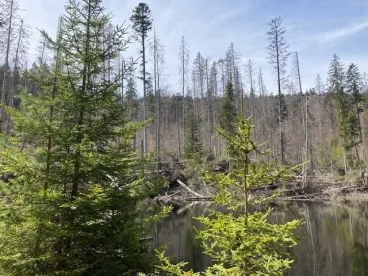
[17,0,368,95]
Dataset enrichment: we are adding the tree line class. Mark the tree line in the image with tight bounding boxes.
[1,0,367,178]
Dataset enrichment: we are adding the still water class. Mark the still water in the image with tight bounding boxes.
[153,201,368,276]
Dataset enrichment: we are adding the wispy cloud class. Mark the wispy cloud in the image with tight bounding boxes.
[15,0,368,92]
[313,19,368,43]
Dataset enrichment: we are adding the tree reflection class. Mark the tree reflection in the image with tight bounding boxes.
[154,201,368,275]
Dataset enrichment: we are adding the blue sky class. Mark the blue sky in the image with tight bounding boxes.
[18,0,368,95]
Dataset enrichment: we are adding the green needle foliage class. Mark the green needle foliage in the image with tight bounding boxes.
[220,80,237,135]
[157,117,302,276]
[0,0,165,275]
[185,112,203,161]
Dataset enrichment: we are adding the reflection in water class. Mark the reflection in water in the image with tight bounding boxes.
[153,201,368,275]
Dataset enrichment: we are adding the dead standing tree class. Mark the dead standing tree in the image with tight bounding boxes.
[0,0,20,133]
[178,36,190,155]
[267,17,291,164]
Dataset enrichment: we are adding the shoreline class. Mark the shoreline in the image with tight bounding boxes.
[154,180,368,206]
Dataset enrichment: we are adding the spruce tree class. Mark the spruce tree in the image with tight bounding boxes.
[130,2,152,156]
[220,80,237,135]
[346,63,364,166]
[185,112,203,160]
[329,54,346,113]
[0,1,160,275]
[346,63,363,106]
[157,117,302,275]
[328,54,357,171]
[124,76,139,120]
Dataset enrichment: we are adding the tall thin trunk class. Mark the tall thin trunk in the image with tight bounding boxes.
[220,60,225,94]
[357,101,365,166]
[153,30,161,166]
[181,37,186,155]
[305,95,309,173]
[295,52,308,187]
[157,61,161,162]
[248,60,256,143]
[121,58,124,103]
[199,59,205,150]
[72,4,91,198]
[206,59,212,152]
[6,19,24,135]
[176,102,181,154]
[1,0,15,133]
[40,38,47,64]
[142,32,147,156]
[275,30,285,164]
[192,74,197,117]
[212,64,218,157]
[45,17,63,192]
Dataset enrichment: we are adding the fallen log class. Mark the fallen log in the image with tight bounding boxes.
[251,183,280,192]
[176,202,197,215]
[186,197,213,201]
[176,179,204,198]
[286,185,360,199]
[154,190,182,202]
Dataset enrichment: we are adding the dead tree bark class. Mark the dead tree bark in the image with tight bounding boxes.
[267,17,290,164]
[179,36,189,155]
[1,0,17,133]
[295,52,309,188]
[6,18,27,135]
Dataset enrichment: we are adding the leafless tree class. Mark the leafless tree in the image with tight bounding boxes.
[6,18,30,134]
[178,36,190,153]
[0,0,20,132]
[266,17,291,164]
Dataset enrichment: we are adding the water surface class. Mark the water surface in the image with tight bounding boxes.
[153,201,368,276]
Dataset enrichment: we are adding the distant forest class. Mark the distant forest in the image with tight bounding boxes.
[1,0,367,177]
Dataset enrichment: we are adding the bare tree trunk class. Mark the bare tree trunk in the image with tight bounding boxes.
[180,36,189,156]
[182,53,185,156]
[220,59,225,94]
[343,147,348,174]
[200,64,205,151]
[247,59,256,142]
[176,103,181,154]
[275,33,285,164]
[357,101,365,167]
[6,18,24,135]
[39,37,47,65]
[45,17,63,192]
[212,62,218,157]
[192,74,197,117]
[267,18,290,164]
[1,0,15,133]
[295,52,308,187]
[142,33,147,156]
[153,30,159,169]
[305,95,309,175]
[206,58,212,152]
